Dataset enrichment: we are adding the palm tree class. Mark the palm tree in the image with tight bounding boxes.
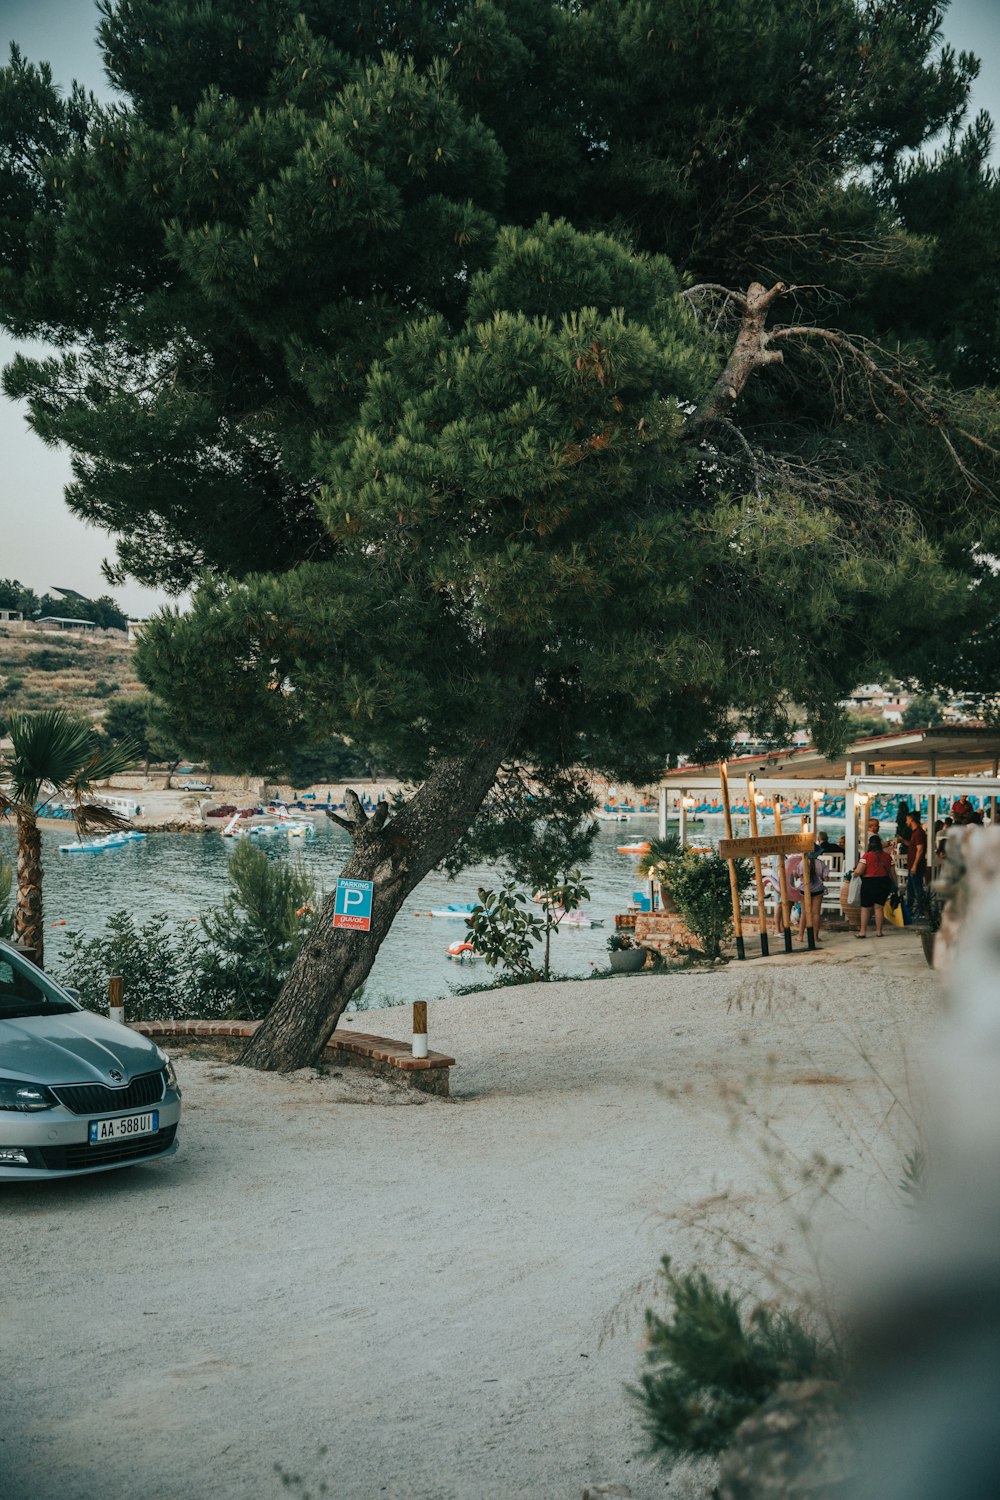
[0,711,138,967]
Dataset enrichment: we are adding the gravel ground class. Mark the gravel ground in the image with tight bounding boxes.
[2,928,939,1500]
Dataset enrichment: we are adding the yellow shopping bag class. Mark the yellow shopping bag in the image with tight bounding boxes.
[884,896,904,928]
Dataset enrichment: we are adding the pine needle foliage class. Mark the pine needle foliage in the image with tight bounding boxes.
[636,1259,842,1458]
[200,841,316,1019]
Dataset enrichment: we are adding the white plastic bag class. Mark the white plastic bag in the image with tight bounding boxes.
[848,874,862,906]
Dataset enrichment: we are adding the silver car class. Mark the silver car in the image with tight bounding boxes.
[0,939,181,1181]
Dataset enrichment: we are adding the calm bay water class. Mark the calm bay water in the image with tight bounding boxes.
[0,816,663,1008]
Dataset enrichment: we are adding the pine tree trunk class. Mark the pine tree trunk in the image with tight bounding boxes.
[239,727,521,1071]
[15,810,44,968]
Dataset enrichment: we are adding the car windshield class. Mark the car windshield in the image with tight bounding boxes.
[0,950,79,1018]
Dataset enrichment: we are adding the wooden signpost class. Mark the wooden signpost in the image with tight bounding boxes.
[771,797,794,952]
[719,761,816,960]
[718,761,746,961]
[717,831,815,860]
[745,775,770,958]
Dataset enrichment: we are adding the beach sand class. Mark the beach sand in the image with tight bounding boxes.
[2,927,939,1500]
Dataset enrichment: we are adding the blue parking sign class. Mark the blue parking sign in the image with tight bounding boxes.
[333,877,374,932]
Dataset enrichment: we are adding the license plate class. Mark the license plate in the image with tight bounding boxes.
[89,1110,158,1144]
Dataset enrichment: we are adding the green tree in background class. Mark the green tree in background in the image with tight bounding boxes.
[0,580,39,615]
[1,2,998,1064]
[0,580,128,629]
[101,692,182,777]
[902,691,947,729]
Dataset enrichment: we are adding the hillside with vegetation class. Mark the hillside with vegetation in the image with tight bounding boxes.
[0,626,143,724]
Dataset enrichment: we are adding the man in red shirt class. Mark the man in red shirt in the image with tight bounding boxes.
[906,812,928,918]
[951,794,974,825]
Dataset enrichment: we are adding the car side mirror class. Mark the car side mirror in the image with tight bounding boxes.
[65,986,81,1002]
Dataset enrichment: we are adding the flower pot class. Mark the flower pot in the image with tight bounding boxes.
[609,947,646,973]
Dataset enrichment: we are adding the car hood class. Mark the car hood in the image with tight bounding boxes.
[0,1012,165,1085]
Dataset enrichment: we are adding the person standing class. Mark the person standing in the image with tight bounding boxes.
[854,835,895,938]
[905,811,928,919]
[786,849,828,944]
[895,800,911,849]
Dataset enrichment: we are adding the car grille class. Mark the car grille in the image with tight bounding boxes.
[35,1124,177,1171]
[52,1069,166,1116]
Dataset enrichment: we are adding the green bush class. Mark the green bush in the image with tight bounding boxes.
[635,1259,841,1458]
[59,911,210,1022]
[28,647,81,671]
[467,881,542,981]
[668,852,752,958]
[199,840,316,1019]
[58,846,319,1022]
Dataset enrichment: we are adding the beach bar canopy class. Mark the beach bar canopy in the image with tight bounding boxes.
[659,725,1000,877]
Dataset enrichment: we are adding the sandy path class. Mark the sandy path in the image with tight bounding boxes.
[2,929,939,1500]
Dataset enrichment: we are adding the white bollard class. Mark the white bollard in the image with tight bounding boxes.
[108,974,125,1026]
[412,1000,429,1058]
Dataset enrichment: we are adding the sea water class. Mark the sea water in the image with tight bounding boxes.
[0,817,669,1009]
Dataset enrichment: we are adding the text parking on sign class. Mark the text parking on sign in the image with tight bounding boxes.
[333,878,374,931]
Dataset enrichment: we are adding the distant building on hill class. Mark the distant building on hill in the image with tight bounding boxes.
[0,608,22,624]
[34,615,100,634]
[126,619,149,644]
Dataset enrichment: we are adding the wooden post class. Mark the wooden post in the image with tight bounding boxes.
[801,815,816,950]
[771,797,794,953]
[719,762,745,960]
[412,1000,428,1059]
[745,777,769,957]
[108,974,124,1025]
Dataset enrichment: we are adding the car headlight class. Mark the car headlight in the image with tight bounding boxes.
[163,1056,179,1091]
[0,1079,57,1112]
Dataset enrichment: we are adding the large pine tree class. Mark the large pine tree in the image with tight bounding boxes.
[1,2,997,1066]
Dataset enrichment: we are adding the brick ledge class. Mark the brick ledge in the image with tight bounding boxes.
[132,1019,455,1072]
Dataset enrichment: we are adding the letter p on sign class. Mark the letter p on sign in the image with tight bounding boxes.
[333,878,374,931]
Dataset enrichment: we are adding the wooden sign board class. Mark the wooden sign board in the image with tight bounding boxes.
[718,831,815,860]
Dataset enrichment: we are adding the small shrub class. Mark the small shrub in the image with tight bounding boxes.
[199,840,317,1019]
[668,852,752,959]
[29,647,81,671]
[59,911,210,1022]
[635,1258,842,1458]
[467,881,543,981]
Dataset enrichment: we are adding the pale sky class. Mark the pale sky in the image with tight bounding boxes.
[1,0,998,615]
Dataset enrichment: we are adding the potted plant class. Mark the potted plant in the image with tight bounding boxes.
[607,932,647,972]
